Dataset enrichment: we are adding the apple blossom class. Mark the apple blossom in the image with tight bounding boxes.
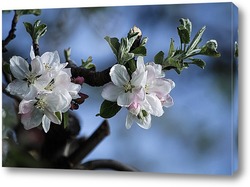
[6,47,83,133]
[101,58,147,107]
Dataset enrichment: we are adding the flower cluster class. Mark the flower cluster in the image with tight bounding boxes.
[101,56,175,129]
[6,47,82,133]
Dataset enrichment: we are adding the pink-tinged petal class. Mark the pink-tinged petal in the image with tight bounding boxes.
[44,109,61,124]
[19,99,36,114]
[31,57,44,76]
[42,115,51,133]
[101,83,123,102]
[133,87,145,102]
[148,78,172,97]
[6,79,29,98]
[146,65,155,83]
[161,94,174,108]
[166,79,175,89]
[117,92,134,107]
[146,94,164,117]
[10,56,30,79]
[24,85,39,100]
[125,112,134,129]
[21,108,43,130]
[146,62,164,78]
[110,64,130,87]
[128,102,140,116]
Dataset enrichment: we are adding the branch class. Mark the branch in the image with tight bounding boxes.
[80,159,140,171]
[68,120,110,167]
[67,60,111,87]
[2,10,19,52]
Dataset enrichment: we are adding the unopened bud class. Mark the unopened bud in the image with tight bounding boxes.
[130,26,142,37]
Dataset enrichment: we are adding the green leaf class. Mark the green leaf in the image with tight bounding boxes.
[186,26,206,56]
[167,38,175,58]
[98,100,122,119]
[23,20,47,44]
[177,18,192,44]
[122,52,134,63]
[55,112,62,122]
[23,22,33,35]
[189,58,206,69]
[104,36,120,57]
[3,63,11,75]
[63,112,69,129]
[81,56,96,70]
[35,24,47,38]
[131,46,147,56]
[200,40,221,57]
[154,51,164,65]
[16,9,41,16]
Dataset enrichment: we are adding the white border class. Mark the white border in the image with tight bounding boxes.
[1,0,249,187]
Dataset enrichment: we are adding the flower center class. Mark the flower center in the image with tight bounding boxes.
[124,81,135,93]
[35,98,47,110]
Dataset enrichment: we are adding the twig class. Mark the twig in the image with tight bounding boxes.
[80,159,140,171]
[2,10,19,52]
[67,60,111,87]
[68,120,110,167]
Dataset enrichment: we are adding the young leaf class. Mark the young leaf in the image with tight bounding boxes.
[131,46,147,56]
[154,51,164,65]
[98,100,122,119]
[177,18,192,44]
[104,36,120,57]
[200,40,221,57]
[186,26,206,56]
[189,58,206,69]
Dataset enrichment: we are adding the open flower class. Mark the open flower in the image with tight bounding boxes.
[101,58,147,107]
[101,56,175,130]
[6,47,83,133]
[18,85,72,132]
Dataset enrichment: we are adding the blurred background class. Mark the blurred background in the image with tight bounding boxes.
[2,2,238,175]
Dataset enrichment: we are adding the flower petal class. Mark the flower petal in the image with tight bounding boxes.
[44,109,61,124]
[19,99,36,114]
[110,64,130,87]
[117,92,134,107]
[6,79,29,98]
[42,115,51,133]
[148,78,172,98]
[101,83,123,102]
[125,112,134,129]
[31,57,44,76]
[135,113,151,129]
[30,45,35,60]
[21,108,43,130]
[161,94,174,108]
[10,56,30,79]
[146,94,164,117]
[41,51,60,67]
